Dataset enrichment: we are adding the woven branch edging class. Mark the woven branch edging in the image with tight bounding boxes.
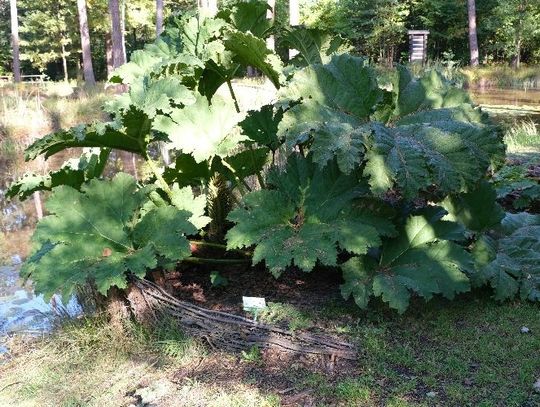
[132,278,358,360]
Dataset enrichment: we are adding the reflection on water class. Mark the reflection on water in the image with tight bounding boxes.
[470,88,540,106]
[470,88,540,124]
[0,264,82,353]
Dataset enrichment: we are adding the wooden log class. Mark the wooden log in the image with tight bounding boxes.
[130,278,358,360]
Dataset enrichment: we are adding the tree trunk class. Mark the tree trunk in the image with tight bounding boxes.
[289,0,300,59]
[9,0,21,82]
[105,33,114,77]
[109,0,137,177]
[156,0,164,36]
[266,0,275,51]
[33,191,43,220]
[120,1,127,63]
[77,0,96,85]
[515,38,521,69]
[61,41,69,82]
[467,0,479,66]
[108,0,126,69]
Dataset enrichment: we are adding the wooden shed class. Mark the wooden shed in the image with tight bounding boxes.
[408,30,429,64]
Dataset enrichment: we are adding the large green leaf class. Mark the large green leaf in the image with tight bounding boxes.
[110,42,205,89]
[217,0,272,38]
[179,13,227,60]
[281,27,351,67]
[25,108,152,160]
[21,173,197,300]
[274,59,503,182]
[7,149,110,200]
[152,94,245,163]
[442,180,504,232]
[276,55,382,172]
[239,105,283,151]
[362,121,504,199]
[278,55,381,144]
[226,154,394,276]
[169,184,212,229]
[392,67,473,119]
[106,77,195,119]
[222,147,270,179]
[473,212,540,301]
[163,153,213,187]
[341,208,473,313]
[109,49,163,84]
[223,31,283,88]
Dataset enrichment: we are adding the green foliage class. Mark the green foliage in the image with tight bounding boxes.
[361,121,502,199]
[14,5,537,315]
[241,345,262,363]
[258,302,312,331]
[442,180,505,233]
[24,115,151,160]
[209,271,229,287]
[280,26,352,67]
[217,0,272,38]
[341,208,473,313]
[391,67,475,119]
[239,105,283,152]
[493,162,540,211]
[227,154,394,276]
[473,213,540,301]
[276,56,504,199]
[22,173,198,300]
[7,149,110,200]
[18,0,77,74]
[153,94,245,163]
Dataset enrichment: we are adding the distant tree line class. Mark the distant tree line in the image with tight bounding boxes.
[1,0,539,81]
[0,0,195,80]
[302,0,540,67]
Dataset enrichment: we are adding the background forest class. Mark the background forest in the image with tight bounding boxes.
[1,0,540,81]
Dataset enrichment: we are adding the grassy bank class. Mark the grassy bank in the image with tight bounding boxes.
[0,82,108,181]
[1,293,539,406]
[374,63,540,91]
[462,66,540,90]
[0,82,109,242]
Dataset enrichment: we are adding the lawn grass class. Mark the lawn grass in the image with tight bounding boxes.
[320,294,540,406]
[1,292,539,406]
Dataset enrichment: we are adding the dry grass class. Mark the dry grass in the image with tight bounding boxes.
[462,65,540,90]
[0,317,279,407]
[0,82,108,181]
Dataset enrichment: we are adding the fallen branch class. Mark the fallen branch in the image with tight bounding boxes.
[130,278,357,360]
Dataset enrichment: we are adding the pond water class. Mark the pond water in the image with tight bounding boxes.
[470,88,540,124]
[0,261,81,353]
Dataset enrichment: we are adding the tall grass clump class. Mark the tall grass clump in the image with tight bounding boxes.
[504,119,540,148]
[0,82,108,182]
[462,65,540,90]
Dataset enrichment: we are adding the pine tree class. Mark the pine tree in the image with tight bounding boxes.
[467,0,479,66]
[9,0,21,82]
[77,0,96,85]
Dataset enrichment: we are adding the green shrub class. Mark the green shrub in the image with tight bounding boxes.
[10,2,539,314]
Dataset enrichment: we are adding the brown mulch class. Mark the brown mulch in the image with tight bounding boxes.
[163,258,349,318]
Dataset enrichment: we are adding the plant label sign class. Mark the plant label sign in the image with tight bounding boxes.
[242,296,266,313]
